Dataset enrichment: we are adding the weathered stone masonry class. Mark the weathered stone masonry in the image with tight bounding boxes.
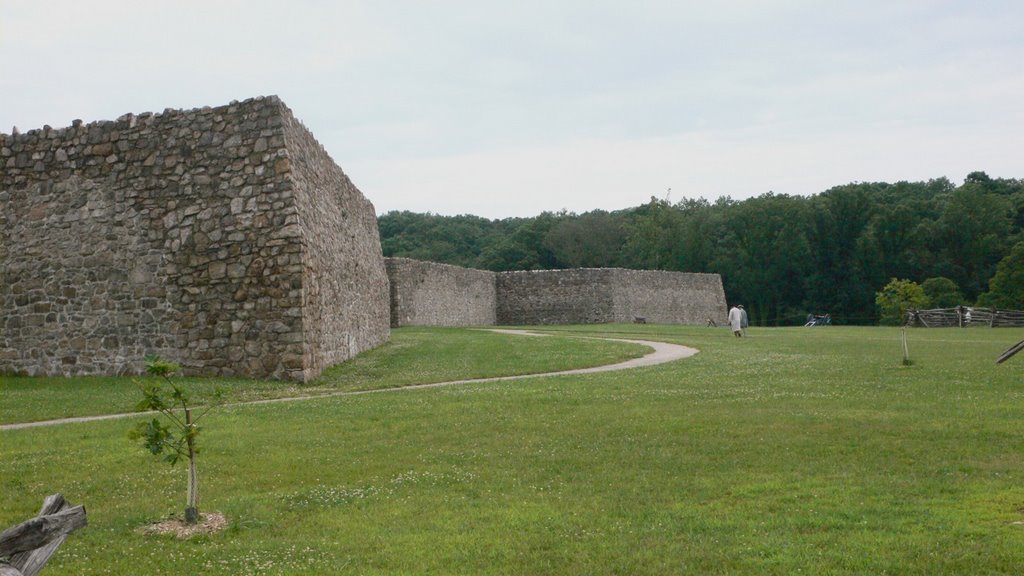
[1,96,389,381]
[497,268,728,326]
[385,259,728,327]
[385,258,496,327]
[611,269,728,326]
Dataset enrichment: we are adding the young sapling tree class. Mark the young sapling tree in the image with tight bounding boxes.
[130,356,220,524]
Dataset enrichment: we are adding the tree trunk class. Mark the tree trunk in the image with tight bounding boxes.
[184,407,199,524]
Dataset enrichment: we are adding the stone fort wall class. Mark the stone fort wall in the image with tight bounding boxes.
[282,108,390,380]
[608,269,728,325]
[496,268,727,326]
[385,258,496,327]
[495,269,616,325]
[385,259,728,327]
[0,96,389,381]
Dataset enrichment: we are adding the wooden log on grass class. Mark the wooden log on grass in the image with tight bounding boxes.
[997,339,1024,364]
[0,563,25,576]
[0,494,86,576]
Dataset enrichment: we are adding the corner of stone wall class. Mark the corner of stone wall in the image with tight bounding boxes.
[384,258,496,327]
[278,105,391,381]
[0,96,368,381]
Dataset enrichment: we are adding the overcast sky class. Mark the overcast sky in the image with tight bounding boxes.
[2,1,1021,218]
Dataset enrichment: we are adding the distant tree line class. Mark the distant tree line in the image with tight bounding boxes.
[378,171,1024,325]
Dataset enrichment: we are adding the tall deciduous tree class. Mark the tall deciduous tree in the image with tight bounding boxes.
[543,210,627,268]
[713,193,811,326]
[930,182,1012,298]
[674,197,725,273]
[805,184,878,323]
[478,212,561,271]
[621,197,686,271]
[920,277,964,308]
[977,241,1024,309]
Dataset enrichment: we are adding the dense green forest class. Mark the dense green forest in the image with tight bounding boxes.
[378,172,1024,325]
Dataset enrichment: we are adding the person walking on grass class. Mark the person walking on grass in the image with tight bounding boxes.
[739,304,748,336]
[729,304,744,337]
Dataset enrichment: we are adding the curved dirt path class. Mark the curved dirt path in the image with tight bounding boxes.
[1,330,698,431]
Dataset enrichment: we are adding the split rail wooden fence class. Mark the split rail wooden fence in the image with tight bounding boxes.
[909,307,1024,328]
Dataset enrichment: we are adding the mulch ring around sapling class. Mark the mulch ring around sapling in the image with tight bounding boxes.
[138,512,228,539]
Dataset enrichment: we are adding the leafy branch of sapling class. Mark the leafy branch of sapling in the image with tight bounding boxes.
[129,355,222,524]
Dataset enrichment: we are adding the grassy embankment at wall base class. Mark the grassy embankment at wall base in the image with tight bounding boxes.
[1,327,648,424]
[3,325,1024,574]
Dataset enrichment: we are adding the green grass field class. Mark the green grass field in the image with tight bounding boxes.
[3,325,1024,574]
[1,327,649,424]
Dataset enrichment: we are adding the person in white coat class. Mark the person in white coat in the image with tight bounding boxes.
[728,305,743,337]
